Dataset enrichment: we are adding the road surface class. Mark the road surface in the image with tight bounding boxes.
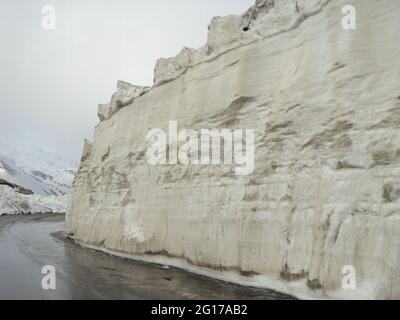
[0,214,293,300]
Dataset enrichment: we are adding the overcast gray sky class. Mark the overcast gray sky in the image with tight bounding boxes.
[0,0,254,161]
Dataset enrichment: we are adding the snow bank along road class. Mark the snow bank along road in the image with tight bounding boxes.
[0,214,293,300]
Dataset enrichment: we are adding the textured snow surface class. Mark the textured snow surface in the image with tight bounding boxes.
[68,0,400,299]
[0,186,67,215]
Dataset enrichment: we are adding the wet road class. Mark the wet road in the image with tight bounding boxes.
[0,214,293,300]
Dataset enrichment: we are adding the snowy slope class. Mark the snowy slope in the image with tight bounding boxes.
[0,155,54,196]
[0,141,78,195]
[0,141,78,215]
[0,142,78,196]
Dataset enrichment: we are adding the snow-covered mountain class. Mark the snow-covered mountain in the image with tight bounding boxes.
[0,141,78,215]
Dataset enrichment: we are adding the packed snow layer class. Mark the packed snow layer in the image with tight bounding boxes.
[67,0,400,299]
[0,185,67,215]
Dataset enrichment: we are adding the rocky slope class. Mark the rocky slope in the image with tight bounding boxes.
[67,0,400,299]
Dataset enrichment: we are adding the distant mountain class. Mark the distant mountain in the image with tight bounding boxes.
[0,142,77,196]
[0,141,78,215]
